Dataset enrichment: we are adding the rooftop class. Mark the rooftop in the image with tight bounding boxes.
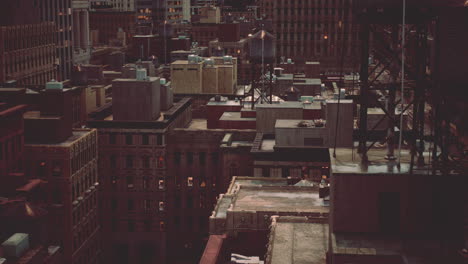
[267,216,328,264]
[88,98,191,129]
[275,119,326,129]
[25,129,92,147]
[219,112,255,122]
[255,102,303,109]
[230,185,327,213]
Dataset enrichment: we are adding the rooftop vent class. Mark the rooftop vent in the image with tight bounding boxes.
[214,94,221,102]
[46,80,63,90]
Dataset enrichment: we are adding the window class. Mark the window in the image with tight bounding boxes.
[187,196,193,209]
[128,221,135,232]
[109,133,116,144]
[211,152,219,164]
[144,199,151,211]
[125,134,133,145]
[143,157,150,168]
[128,199,134,211]
[126,155,133,168]
[199,152,206,165]
[156,135,163,145]
[142,134,149,145]
[157,156,164,168]
[52,161,62,177]
[38,161,47,178]
[111,199,118,211]
[158,179,165,190]
[174,152,181,165]
[143,177,150,190]
[187,152,193,165]
[187,177,193,187]
[159,221,165,231]
[159,201,164,211]
[127,176,134,189]
[110,156,117,168]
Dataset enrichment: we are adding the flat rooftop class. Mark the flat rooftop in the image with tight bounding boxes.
[171,60,202,65]
[268,216,328,264]
[206,100,242,106]
[230,185,327,214]
[25,129,92,147]
[219,112,255,122]
[227,176,289,194]
[255,101,303,109]
[275,119,327,129]
[187,119,208,129]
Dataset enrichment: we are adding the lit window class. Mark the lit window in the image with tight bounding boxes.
[187,177,193,187]
[158,180,165,190]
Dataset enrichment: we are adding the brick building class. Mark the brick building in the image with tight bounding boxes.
[87,71,192,263]
[166,128,255,262]
[0,104,27,179]
[20,82,100,264]
[259,0,360,72]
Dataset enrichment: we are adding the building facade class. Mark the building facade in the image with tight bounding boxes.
[21,85,100,264]
[0,0,57,86]
[136,0,185,26]
[110,0,136,11]
[37,0,74,81]
[87,71,192,263]
[259,0,360,72]
[0,104,27,179]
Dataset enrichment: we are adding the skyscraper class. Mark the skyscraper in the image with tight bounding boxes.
[37,0,74,81]
[259,0,359,72]
[0,0,57,86]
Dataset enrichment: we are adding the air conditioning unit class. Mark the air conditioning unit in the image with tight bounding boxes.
[159,202,164,211]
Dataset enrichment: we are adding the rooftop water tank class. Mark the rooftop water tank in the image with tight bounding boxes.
[46,79,63,90]
[136,68,148,81]
[223,55,233,64]
[249,30,276,64]
[287,58,293,64]
[160,78,167,85]
[188,55,203,64]
[204,58,215,67]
